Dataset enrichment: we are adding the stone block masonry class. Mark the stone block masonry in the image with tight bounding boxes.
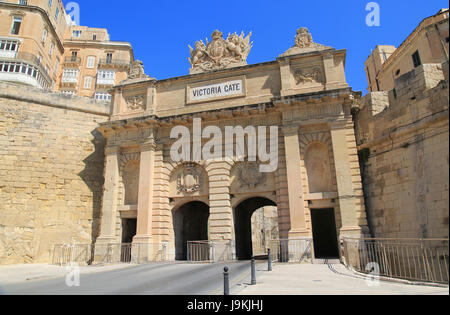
[0,82,109,264]
[355,63,449,239]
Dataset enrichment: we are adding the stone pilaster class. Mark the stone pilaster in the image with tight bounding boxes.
[95,145,120,262]
[132,135,157,261]
[329,122,363,236]
[282,125,309,239]
[207,160,233,241]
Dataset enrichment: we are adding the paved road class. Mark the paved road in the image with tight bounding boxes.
[0,261,259,295]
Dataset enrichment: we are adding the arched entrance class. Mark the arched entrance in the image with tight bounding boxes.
[173,201,210,260]
[234,197,278,260]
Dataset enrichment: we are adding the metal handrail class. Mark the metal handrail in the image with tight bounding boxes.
[64,57,81,64]
[98,58,130,66]
[342,237,449,284]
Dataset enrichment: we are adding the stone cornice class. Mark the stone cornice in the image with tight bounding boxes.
[273,87,353,109]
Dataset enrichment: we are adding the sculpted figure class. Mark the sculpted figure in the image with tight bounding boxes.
[295,27,313,48]
[188,41,207,67]
[188,30,253,73]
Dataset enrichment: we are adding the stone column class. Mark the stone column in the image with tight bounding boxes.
[329,122,362,237]
[132,137,157,262]
[282,125,309,239]
[95,145,120,262]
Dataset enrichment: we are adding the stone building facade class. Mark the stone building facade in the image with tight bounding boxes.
[0,10,448,265]
[0,0,134,101]
[94,28,368,262]
[365,9,449,93]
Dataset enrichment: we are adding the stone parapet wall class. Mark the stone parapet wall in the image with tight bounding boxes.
[356,63,449,238]
[0,82,108,264]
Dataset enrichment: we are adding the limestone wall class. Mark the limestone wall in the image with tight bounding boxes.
[0,82,109,264]
[356,63,449,238]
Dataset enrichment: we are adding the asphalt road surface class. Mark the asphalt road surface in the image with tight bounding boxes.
[1,261,261,295]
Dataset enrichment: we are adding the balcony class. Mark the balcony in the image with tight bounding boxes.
[0,52,53,90]
[61,69,79,86]
[63,57,82,67]
[98,58,130,70]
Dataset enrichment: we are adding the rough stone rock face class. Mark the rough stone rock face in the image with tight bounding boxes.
[0,83,108,264]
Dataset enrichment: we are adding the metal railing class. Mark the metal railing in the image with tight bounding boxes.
[187,240,235,263]
[98,58,131,68]
[64,57,81,65]
[342,238,449,284]
[53,243,169,266]
[268,238,313,263]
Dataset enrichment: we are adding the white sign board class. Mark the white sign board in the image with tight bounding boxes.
[187,78,245,104]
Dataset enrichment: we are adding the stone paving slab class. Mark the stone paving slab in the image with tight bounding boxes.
[236,263,449,295]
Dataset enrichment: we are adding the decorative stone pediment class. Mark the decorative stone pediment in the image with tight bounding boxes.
[280,28,331,57]
[188,30,253,74]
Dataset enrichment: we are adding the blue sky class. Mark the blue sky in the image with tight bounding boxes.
[67,0,449,94]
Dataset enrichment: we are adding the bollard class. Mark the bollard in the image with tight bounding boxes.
[251,257,256,285]
[223,266,230,295]
[268,248,272,271]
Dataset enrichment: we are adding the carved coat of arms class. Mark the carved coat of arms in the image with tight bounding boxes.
[294,68,322,85]
[125,95,145,111]
[188,30,253,73]
[236,161,267,189]
[177,164,201,194]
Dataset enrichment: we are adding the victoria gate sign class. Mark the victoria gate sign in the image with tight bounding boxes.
[187,77,246,104]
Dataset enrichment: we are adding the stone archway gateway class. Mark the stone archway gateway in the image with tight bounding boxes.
[173,201,210,260]
[234,197,277,260]
[94,28,369,263]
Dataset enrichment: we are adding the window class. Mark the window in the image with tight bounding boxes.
[86,56,95,69]
[61,90,76,96]
[395,69,401,76]
[62,68,79,83]
[72,30,82,38]
[93,35,97,41]
[94,92,112,102]
[48,0,52,8]
[37,53,42,64]
[55,8,59,21]
[42,29,48,44]
[412,50,422,68]
[49,42,54,56]
[106,53,113,64]
[97,70,115,81]
[54,58,59,75]
[0,40,19,58]
[19,0,28,5]
[70,51,78,62]
[11,17,22,35]
[84,76,92,89]
[382,49,387,62]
